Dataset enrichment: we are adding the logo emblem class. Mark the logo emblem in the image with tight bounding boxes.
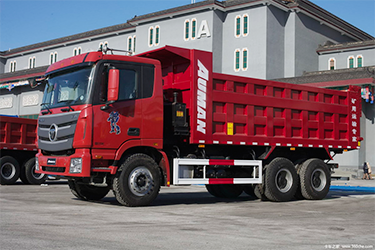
[49,124,58,141]
[107,111,121,135]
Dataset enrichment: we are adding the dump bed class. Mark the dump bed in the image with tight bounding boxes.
[139,46,361,151]
[0,116,37,151]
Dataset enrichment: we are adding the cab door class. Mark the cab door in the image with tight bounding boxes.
[92,62,142,151]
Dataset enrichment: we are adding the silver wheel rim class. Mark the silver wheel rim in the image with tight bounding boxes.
[31,165,45,180]
[128,166,154,196]
[1,163,16,180]
[311,169,326,192]
[275,168,293,193]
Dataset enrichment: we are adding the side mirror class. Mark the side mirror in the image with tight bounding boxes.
[108,69,119,102]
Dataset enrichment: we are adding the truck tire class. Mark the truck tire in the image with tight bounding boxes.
[206,184,243,198]
[68,179,110,201]
[0,156,20,185]
[243,185,255,197]
[24,158,47,185]
[264,158,298,202]
[113,154,161,207]
[299,158,330,200]
[294,163,304,200]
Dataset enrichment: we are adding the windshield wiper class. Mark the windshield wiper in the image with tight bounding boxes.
[60,100,75,112]
[40,102,52,115]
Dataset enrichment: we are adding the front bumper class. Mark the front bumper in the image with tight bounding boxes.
[35,149,91,177]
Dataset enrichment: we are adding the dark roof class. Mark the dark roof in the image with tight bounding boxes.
[317,40,375,54]
[0,66,49,84]
[1,0,373,57]
[1,23,135,57]
[130,0,220,22]
[274,66,375,85]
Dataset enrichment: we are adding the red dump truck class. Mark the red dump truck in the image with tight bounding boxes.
[0,116,47,184]
[35,46,361,206]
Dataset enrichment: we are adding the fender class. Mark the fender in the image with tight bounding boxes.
[114,140,141,161]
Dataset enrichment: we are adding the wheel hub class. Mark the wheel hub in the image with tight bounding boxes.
[275,168,293,193]
[311,169,326,192]
[128,167,154,197]
[1,163,16,180]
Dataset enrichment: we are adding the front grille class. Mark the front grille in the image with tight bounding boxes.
[41,149,75,156]
[42,166,66,173]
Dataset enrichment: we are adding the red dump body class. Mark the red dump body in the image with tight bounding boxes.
[0,116,37,152]
[140,46,361,151]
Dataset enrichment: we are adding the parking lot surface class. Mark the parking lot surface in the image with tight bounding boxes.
[1,180,374,250]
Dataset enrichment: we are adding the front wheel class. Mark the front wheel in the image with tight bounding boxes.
[113,154,161,207]
[299,158,330,200]
[68,180,110,201]
[0,156,20,185]
[24,158,47,185]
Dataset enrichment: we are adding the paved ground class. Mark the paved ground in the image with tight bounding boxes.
[1,180,374,250]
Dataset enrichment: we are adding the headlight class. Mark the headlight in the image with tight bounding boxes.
[70,158,82,173]
[35,157,39,171]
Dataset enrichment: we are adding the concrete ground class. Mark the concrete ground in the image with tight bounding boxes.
[0,179,374,250]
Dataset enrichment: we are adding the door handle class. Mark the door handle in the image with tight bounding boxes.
[127,128,140,136]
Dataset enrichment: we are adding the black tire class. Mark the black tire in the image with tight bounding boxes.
[294,163,305,200]
[206,184,223,197]
[206,184,243,198]
[0,156,20,185]
[264,158,298,202]
[24,158,47,185]
[68,179,110,201]
[299,158,331,200]
[113,154,161,207]
[243,185,255,197]
[20,163,30,184]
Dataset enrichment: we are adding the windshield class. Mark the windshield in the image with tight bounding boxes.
[42,66,95,109]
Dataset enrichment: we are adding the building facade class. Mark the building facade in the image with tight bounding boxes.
[0,0,374,173]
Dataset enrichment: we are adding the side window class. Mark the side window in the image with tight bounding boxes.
[118,69,137,100]
[93,62,154,105]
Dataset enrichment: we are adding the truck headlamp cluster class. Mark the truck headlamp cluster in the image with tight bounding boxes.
[70,158,82,173]
[35,158,39,171]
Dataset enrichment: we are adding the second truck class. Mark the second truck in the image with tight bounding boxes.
[35,46,361,206]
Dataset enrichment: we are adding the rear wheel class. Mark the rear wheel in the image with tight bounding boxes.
[299,158,330,200]
[206,184,243,198]
[264,158,298,202]
[113,154,161,207]
[0,156,20,185]
[24,158,47,185]
[68,180,110,201]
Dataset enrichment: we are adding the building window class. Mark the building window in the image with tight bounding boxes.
[235,14,248,37]
[99,42,108,51]
[185,20,190,40]
[133,36,136,53]
[184,19,197,41]
[50,52,58,65]
[149,27,154,47]
[348,56,354,68]
[243,14,248,36]
[192,19,197,39]
[329,58,335,70]
[73,47,82,56]
[357,55,363,67]
[28,57,36,69]
[149,26,160,47]
[235,49,240,71]
[243,49,248,70]
[9,61,16,72]
[155,26,160,45]
[128,37,132,51]
[235,16,241,37]
[127,36,136,54]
